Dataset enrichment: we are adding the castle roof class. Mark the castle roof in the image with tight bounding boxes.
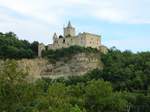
[67,21,72,28]
[53,32,58,39]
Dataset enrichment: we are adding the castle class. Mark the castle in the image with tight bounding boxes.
[38,21,108,57]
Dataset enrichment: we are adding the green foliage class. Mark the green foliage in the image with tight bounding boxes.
[64,47,150,92]
[42,46,99,62]
[0,60,27,111]
[70,105,86,112]
[84,80,127,112]
[1,47,150,112]
[100,48,150,92]
[48,47,150,111]
[0,60,128,112]
[0,32,39,59]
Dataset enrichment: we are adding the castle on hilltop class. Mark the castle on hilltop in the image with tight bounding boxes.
[38,21,108,57]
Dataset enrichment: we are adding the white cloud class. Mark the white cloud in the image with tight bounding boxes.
[0,0,59,24]
[0,0,150,25]
[88,0,150,24]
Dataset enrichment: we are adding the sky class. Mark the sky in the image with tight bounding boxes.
[0,0,150,52]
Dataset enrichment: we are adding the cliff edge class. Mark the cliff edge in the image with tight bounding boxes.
[18,52,103,79]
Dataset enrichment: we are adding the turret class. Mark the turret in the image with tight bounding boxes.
[53,33,58,41]
[38,43,45,57]
[68,21,72,28]
[64,21,76,37]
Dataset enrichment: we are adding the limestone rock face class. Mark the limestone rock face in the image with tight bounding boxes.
[5,52,103,79]
[18,58,48,79]
[41,53,103,78]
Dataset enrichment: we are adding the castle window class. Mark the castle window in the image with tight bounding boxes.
[59,35,63,38]
[63,39,65,43]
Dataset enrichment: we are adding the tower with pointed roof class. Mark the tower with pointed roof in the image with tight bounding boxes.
[64,21,76,37]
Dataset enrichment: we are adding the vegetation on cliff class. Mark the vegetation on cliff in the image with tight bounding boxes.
[0,32,38,59]
[64,47,150,92]
[42,46,99,62]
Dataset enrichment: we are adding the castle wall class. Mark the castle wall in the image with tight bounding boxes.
[49,38,74,50]
[78,33,101,49]
[48,37,78,50]
[64,27,75,37]
[48,32,101,50]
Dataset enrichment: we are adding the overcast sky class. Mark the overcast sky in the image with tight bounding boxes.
[0,0,150,52]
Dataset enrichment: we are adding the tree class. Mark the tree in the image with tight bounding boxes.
[0,60,27,111]
[0,32,38,59]
[84,80,128,112]
[30,41,39,56]
[70,105,86,112]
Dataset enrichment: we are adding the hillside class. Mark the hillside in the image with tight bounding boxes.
[0,33,104,79]
[1,32,150,112]
[15,46,103,79]
[1,48,150,112]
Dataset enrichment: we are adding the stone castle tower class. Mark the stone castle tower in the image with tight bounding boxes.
[38,43,45,57]
[64,21,75,37]
[38,21,108,57]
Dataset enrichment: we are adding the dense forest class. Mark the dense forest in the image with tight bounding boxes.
[0,32,150,112]
[0,32,38,59]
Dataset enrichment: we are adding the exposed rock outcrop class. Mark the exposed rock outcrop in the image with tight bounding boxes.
[0,52,103,79]
[18,53,103,79]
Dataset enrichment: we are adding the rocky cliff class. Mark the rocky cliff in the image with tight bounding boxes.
[18,52,103,79]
